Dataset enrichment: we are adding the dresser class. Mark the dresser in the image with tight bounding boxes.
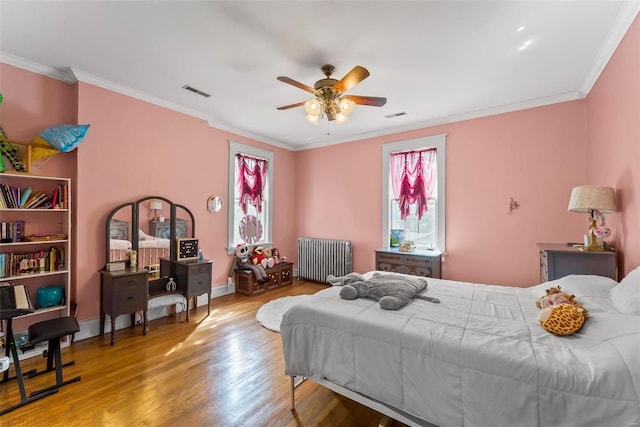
[537,243,617,283]
[149,218,188,239]
[375,248,442,278]
[160,258,212,320]
[100,267,149,346]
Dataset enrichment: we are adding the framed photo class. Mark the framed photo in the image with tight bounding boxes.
[177,238,199,262]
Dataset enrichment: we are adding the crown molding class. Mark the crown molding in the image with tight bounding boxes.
[293,91,583,151]
[206,119,294,151]
[579,2,640,94]
[0,51,76,83]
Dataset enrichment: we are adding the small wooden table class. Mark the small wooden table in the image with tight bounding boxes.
[235,262,293,297]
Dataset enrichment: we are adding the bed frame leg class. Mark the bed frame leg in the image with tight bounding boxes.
[290,376,295,410]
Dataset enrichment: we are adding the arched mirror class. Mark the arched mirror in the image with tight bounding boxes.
[105,196,195,273]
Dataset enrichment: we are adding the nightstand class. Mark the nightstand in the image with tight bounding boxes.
[537,243,617,283]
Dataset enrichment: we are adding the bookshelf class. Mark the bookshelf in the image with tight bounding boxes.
[0,172,71,360]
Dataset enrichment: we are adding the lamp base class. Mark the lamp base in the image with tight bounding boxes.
[580,231,605,252]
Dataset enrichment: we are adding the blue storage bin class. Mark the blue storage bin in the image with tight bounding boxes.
[36,285,64,308]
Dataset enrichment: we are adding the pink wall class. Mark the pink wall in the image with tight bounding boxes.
[1,14,636,322]
[0,65,296,322]
[296,101,588,286]
[586,14,640,277]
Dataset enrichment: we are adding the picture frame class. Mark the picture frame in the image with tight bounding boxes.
[177,238,199,262]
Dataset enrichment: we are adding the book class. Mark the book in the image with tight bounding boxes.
[50,187,59,209]
[19,187,32,208]
[105,261,126,271]
[0,282,33,310]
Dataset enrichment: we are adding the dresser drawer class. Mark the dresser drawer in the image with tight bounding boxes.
[113,275,147,312]
[188,273,211,293]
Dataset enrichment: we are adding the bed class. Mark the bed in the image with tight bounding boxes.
[281,270,640,427]
[109,232,170,267]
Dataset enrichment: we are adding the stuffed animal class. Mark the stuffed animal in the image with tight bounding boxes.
[535,286,575,309]
[261,248,275,269]
[327,272,371,286]
[252,246,266,266]
[538,303,587,336]
[339,273,439,310]
[231,243,269,283]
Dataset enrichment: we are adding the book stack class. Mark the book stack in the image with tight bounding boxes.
[105,261,126,271]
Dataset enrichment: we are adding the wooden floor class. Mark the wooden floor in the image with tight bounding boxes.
[1,281,408,427]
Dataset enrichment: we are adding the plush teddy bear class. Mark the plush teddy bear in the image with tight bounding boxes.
[538,303,587,336]
[535,286,576,309]
[339,273,439,310]
[261,248,275,269]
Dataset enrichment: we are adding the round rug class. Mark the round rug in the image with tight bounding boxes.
[256,295,310,332]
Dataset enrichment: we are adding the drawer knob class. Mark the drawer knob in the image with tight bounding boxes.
[127,296,134,300]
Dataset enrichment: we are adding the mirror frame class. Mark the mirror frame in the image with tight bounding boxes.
[105,196,195,265]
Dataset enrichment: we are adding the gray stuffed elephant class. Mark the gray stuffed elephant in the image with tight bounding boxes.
[339,273,438,309]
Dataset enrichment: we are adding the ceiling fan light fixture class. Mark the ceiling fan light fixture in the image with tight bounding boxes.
[339,98,356,115]
[335,113,349,124]
[304,99,321,115]
[305,113,320,125]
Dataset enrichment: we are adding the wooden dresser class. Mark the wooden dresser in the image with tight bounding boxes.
[537,243,617,283]
[375,248,442,278]
[235,262,293,297]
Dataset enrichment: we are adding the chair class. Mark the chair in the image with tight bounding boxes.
[27,316,81,397]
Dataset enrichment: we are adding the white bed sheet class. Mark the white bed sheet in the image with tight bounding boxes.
[281,273,640,427]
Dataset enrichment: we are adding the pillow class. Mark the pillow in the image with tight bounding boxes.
[40,124,90,153]
[610,266,640,314]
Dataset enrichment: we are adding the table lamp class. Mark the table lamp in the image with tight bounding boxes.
[567,185,616,251]
[149,201,163,221]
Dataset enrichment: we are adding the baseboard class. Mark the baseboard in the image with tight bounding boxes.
[74,283,235,342]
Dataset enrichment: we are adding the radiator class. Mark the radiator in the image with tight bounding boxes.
[297,237,353,283]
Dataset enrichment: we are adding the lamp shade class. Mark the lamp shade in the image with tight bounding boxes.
[568,186,616,213]
[149,201,163,210]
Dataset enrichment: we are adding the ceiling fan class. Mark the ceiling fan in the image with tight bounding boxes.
[276,64,387,125]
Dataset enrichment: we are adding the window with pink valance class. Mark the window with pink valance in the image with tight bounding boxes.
[236,153,268,215]
[390,148,437,220]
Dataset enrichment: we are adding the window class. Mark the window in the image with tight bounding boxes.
[382,134,446,252]
[227,141,273,254]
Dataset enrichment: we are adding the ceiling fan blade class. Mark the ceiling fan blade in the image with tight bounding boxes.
[276,101,307,110]
[276,76,315,94]
[333,66,370,93]
[344,95,387,107]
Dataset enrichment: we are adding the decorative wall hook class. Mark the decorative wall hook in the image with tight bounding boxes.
[509,197,520,214]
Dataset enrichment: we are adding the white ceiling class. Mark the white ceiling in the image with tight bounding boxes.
[1,1,638,151]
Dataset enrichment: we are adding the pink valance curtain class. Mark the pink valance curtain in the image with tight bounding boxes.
[236,153,268,215]
[390,148,436,220]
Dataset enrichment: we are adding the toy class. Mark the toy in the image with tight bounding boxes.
[231,243,269,284]
[271,248,281,265]
[535,286,576,309]
[339,273,439,310]
[538,303,587,336]
[327,272,370,286]
[535,285,588,335]
[252,246,266,266]
[261,248,275,269]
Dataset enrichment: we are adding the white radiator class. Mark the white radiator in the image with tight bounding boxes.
[297,237,353,283]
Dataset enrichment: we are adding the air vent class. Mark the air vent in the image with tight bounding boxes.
[384,112,406,119]
[182,85,211,98]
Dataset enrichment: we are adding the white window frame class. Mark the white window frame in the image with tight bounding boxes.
[381,134,446,252]
[227,141,274,254]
